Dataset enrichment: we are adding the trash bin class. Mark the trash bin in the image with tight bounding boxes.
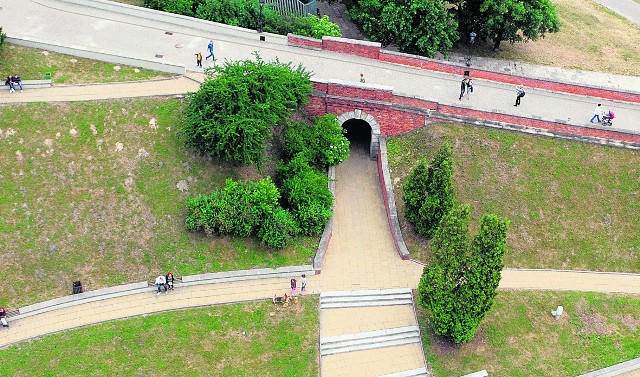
[464,70,470,77]
[44,72,52,80]
[72,280,83,294]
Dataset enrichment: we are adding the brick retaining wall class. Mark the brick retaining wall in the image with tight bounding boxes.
[288,35,640,103]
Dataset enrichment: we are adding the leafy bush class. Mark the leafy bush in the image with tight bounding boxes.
[0,27,5,47]
[185,177,282,238]
[349,0,457,57]
[257,207,299,249]
[278,156,333,235]
[147,0,341,39]
[284,114,350,169]
[182,54,312,166]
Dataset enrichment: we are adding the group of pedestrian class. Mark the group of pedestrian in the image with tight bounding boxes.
[5,74,23,93]
[155,272,175,295]
[458,77,473,100]
[290,274,306,295]
[195,39,216,68]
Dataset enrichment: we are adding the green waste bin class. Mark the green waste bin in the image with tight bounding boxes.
[44,72,52,80]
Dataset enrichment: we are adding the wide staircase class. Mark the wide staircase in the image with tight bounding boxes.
[319,289,430,377]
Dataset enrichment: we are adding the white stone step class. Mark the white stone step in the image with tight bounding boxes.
[320,326,421,356]
[378,367,430,377]
[320,288,413,308]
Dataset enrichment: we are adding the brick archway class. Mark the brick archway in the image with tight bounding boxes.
[337,110,381,158]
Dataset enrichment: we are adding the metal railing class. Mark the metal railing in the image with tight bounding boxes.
[265,0,317,17]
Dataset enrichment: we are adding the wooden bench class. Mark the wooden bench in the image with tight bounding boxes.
[5,79,53,90]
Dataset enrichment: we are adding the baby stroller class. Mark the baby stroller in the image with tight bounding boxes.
[602,111,615,126]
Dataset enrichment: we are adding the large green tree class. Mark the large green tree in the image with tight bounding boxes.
[182,54,312,166]
[418,205,509,343]
[350,0,458,57]
[456,0,559,50]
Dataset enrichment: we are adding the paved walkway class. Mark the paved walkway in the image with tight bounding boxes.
[1,1,640,375]
[593,0,640,26]
[1,0,640,133]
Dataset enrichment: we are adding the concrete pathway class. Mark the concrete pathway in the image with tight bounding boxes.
[1,0,640,134]
[593,0,640,26]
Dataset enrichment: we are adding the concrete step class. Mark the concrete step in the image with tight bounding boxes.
[378,367,430,377]
[320,288,413,309]
[320,325,420,356]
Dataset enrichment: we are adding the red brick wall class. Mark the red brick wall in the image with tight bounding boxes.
[322,38,380,59]
[326,83,393,102]
[308,79,640,145]
[287,34,322,49]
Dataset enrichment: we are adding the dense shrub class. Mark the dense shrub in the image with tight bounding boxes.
[278,156,333,235]
[257,207,299,249]
[0,27,5,47]
[182,55,312,166]
[284,114,350,169]
[185,177,282,238]
[146,0,341,39]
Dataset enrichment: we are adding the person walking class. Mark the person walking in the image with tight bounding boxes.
[205,40,215,61]
[590,103,603,123]
[300,274,307,293]
[290,278,297,295]
[458,78,468,100]
[466,78,473,99]
[195,52,203,68]
[514,85,525,107]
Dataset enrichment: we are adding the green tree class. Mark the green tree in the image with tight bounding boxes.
[182,54,312,166]
[0,27,5,47]
[418,205,509,343]
[457,0,559,50]
[402,159,429,225]
[350,0,458,57]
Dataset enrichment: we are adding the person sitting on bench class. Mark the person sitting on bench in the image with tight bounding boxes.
[0,307,9,328]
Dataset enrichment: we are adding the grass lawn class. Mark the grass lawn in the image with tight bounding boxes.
[0,297,319,376]
[454,0,640,76]
[420,290,640,376]
[386,123,640,272]
[0,44,171,84]
[0,98,316,308]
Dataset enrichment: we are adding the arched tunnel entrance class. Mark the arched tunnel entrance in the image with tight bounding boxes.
[337,111,381,159]
[343,119,371,154]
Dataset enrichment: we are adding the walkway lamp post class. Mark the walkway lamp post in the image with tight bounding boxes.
[466,31,477,67]
[258,0,265,33]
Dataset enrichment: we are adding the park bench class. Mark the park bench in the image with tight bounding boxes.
[5,79,53,91]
